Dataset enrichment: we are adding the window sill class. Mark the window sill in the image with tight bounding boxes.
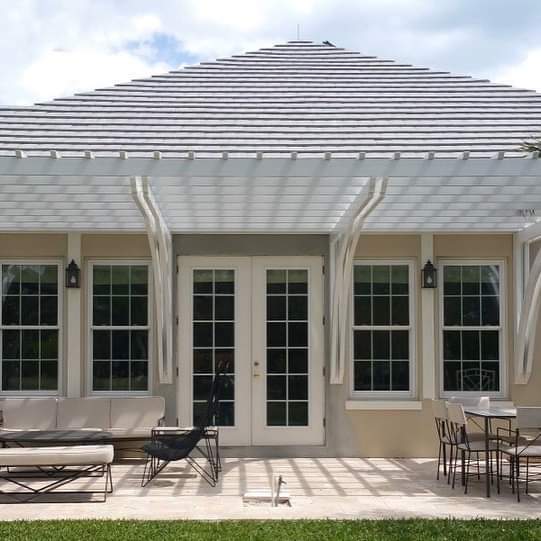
[345,400,423,411]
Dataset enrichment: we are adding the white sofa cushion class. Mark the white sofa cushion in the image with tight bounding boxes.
[57,398,110,430]
[109,427,153,438]
[0,398,57,430]
[110,397,165,432]
[0,445,114,467]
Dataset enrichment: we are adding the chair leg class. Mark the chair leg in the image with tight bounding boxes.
[496,449,501,494]
[141,454,169,488]
[437,441,442,480]
[464,451,471,494]
[452,447,458,489]
[442,442,447,477]
[516,457,521,502]
[526,457,529,496]
[186,457,216,487]
[447,445,454,484]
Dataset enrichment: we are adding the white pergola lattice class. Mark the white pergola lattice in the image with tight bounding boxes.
[1,152,541,385]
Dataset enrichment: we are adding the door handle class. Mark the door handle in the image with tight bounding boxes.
[253,361,261,377]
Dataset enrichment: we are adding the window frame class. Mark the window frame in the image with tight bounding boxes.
[0,259,63,396]
[438,259,506,399]
[350,259,416,399]
[87,259,153,396]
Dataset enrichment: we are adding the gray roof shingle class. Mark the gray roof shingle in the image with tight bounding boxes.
[0,40,540,158]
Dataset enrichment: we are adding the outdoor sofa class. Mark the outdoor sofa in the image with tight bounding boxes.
[0,396,165,442]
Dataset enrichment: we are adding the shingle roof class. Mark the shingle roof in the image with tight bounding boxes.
[1,39,540,158]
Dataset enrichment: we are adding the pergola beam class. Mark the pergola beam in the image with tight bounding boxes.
[1,155,541,178]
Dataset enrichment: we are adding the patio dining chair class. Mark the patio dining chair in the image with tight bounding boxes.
[447,396,510,443]
[431,400,453,482]
[447,403,498,494]
[497,407,541,502]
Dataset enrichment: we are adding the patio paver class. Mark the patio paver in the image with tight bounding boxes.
[0,457,540,520]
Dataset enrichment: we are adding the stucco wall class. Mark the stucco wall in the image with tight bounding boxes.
[342,234,515,457]
[1,231,538,458]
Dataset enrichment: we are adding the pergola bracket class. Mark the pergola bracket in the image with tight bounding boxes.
[329,177,387,384]
[130,176,173,385]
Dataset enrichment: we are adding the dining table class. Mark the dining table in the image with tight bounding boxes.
[463,405,517,497]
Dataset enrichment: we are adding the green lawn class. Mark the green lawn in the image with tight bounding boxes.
[1,520,541,541]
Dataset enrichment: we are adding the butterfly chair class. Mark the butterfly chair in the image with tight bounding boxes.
[141,427,216,487]
[141,370,226,487]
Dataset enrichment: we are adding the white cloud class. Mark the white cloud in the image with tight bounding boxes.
[0,0,540,105]
[19,48,169,104]
[493,48,541,91]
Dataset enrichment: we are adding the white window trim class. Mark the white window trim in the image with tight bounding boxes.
[0,259,64,396]
[439,259,507,399]
[87,259,153,396]
[350,259,417,400]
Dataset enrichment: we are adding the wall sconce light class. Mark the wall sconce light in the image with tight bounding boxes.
[421,260,437,289]
[66,259,81,289]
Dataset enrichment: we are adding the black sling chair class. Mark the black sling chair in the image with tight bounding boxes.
[141,369,225,487]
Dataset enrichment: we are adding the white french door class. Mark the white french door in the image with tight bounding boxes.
[177,256,324,446]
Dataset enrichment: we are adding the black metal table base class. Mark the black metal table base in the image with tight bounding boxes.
[0,463,113,503]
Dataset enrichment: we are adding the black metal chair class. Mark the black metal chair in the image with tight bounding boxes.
[141,427,216,487]
[497,407,541,501]
[141,369,226,487]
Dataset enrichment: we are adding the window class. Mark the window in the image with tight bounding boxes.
[90,262,150,393]
[441,262,503,394]
[1,263,61,393]
[352,262,414,395]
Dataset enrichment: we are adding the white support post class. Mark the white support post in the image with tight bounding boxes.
[329,177,387,384]
[513,233,526,334]
[66,232,82,397]
[130,176,173,385]
[515,246,541,384]
[421,234,436,399]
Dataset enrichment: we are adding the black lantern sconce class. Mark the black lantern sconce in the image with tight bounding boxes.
[421,260,438,289]
[65,260,81,289]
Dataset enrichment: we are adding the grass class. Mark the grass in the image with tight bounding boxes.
[1,520,541,541]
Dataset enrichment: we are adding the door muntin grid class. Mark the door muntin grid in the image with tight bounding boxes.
[265,269,309,427]
[192,269,235,426]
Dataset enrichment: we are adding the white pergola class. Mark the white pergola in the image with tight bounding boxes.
[1,151,541,391]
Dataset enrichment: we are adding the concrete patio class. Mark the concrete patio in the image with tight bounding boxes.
[1,457,540,521]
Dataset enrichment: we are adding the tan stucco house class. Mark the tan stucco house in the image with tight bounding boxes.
[1,40,541,457]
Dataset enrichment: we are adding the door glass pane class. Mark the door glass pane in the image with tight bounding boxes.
[265,269,309,427]
[192,269,235,427]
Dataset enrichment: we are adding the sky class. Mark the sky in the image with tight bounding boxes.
[1,0,541,105]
